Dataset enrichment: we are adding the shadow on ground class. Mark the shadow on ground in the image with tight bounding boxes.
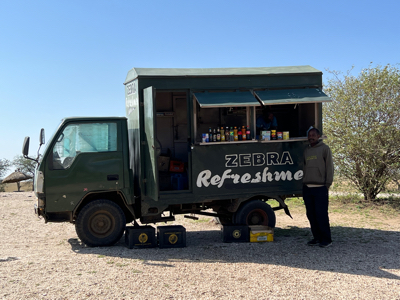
[68,225,400,280]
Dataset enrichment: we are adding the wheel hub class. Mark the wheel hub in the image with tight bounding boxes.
[247,209,268,225]
[90,214,113,236]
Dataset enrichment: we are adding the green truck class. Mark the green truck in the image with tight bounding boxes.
[23,66,331,247]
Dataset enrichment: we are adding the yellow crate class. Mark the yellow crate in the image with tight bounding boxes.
[249,225,274,242]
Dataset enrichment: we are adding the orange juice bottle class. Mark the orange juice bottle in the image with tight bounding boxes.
[233,126,238,141]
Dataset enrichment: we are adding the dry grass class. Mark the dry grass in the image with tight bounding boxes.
[1,181,32,192]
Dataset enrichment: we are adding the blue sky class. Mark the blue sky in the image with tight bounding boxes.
[1,0,399,173]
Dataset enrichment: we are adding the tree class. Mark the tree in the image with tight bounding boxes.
[0,158,11,192]
[12,155,37,191]
[323,64,400,201]
[0,158,11,179]
[12,155,36,179]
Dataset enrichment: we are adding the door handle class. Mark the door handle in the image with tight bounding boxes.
[107,174,119,181]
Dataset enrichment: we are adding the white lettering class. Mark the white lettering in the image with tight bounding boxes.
[239,154,252,167]
[218,169,233,188]
[251,172,261,183]
[267,152,279,165]
[294,170,303,180]
[262,167,273,182]
[225,155,238,167]
[274,171,293,181]
[253,153,265,166]
[241,173,252,183]
[196,170,211,187]
[231,174,241,184]
[197,167,302,189]
[225,151,294,167]
[210,175,221,186]
[280,151,294,165]
[198,151,300,188]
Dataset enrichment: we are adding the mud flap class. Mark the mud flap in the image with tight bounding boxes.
[275,196,293,219]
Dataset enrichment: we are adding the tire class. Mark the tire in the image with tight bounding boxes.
[75,199,126,247]
[234,200,276,227]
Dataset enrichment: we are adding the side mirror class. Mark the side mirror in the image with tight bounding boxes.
[40,128,45,146]
[23,137,30,156]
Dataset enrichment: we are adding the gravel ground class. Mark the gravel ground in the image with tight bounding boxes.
[1,192,399,299]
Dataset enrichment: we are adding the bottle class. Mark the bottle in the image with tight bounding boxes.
[209,127,212,139]
[229,127,234,141]
[213,128,217,142]
[225,127,230,142]
[238,130,242,141]
[233,126,238,141]
[217,127,221,142]
[242,126,246,140]
[246,126,251,140]
[220,127,225,142]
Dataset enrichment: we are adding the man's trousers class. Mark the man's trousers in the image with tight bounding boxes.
[303,185,332,243]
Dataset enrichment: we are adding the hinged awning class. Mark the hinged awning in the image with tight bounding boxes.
[255,88,332,105]
[193,91,260,108]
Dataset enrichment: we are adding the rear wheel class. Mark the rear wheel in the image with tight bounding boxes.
[75,199,126,247]
[234,200,276,227]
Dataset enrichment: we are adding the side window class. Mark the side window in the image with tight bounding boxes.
[52,122,117,170]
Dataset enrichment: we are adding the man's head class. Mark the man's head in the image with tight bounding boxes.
[308,128,321,146]
[263,109,274,122]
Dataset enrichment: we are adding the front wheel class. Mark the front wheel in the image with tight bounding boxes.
[234,200,276,227]
[75,199,126,247]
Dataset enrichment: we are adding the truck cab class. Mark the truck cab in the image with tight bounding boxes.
[26,117,134,246]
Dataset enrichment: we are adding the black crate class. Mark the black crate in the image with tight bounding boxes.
[125,226,156,249]
[157,225,186,248]
[222,225,249,243]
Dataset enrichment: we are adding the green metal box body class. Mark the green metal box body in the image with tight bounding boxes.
[124,66,329,219]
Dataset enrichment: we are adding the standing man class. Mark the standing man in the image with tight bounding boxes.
[303,128,334,248]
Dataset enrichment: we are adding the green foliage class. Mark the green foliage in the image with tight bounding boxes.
[0,158,11,192]
[12,155,36,178]
[324,64,400,201]
[0,158,11,179]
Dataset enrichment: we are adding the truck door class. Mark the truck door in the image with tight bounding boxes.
[44,121,124,213]
[143,86,159,201]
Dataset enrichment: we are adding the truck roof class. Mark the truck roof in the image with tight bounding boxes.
[124,66,322,84]
[61,117,127,122]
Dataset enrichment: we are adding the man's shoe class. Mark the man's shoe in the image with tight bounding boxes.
[319,241,332,248]
[307,239,319,246]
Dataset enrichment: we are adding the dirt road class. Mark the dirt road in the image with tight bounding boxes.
[1,192,399,299]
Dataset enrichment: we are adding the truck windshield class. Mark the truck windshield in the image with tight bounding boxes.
[52,122,117,170]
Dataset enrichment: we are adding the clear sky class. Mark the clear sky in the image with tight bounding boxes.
[1,0,399,172]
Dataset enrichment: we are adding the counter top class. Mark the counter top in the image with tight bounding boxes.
[198,137,308,145]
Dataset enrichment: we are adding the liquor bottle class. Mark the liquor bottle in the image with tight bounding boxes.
[246,126,251,140]
[233,126,238,141]
[213,128,217,142]
[225,127,230,142]
[229,127,234,141]
[220,127,225,141]
[217,127,221,142]
[241,126,246,140]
